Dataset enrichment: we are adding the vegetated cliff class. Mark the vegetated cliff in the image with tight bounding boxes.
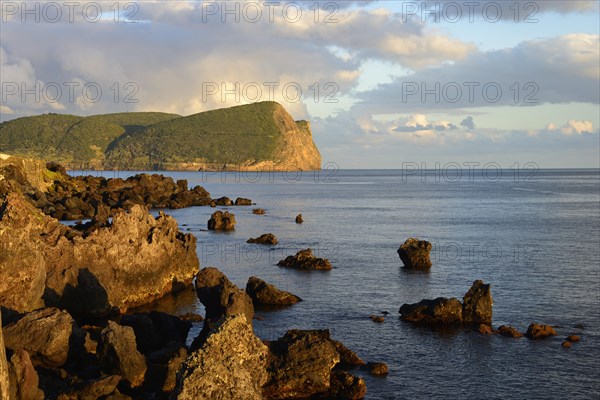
[0,102,322,171]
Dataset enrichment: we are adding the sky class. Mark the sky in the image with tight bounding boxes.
[0,0,599,168]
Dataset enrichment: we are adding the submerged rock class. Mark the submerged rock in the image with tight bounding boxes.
[98,321,147,388]
[399,298,463,325]
[525,323,557,339]
[252,208,266,215]
[247,233,279,245]
[3,307,84,368]
[277,248,332,271]
[246,276,302,307]
[462,280,493,325]
[174,314,269,400]
[207,210,236,231]
[397,238,432,269]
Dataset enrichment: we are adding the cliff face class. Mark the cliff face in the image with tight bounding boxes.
[1,103,322,171]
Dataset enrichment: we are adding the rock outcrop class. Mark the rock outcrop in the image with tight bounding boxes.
[207,211,236,231]
[329,371,367,399]
[525,323,557,339]
[98,321,147,388]
[264,329,341,399]
[0,187,199,317]
[397,238,432,269]
[399,298,463,324]
[245,276,302,307]
[277,248,333,271]
[247,233,279,245]
[174,314,269,400]
[194,267,254,334]
[3,308,84,368]
[462,280,493,325]
[235,197,252,206]
[399,280,492,326]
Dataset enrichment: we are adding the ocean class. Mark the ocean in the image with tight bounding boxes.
[74,168,600,399]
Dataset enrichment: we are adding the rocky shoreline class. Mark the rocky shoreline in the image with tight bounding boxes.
[0,155,583,399]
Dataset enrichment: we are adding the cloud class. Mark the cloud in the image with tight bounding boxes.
[355,34,600,114]
[546,120,594,135]
[461,116,476,130]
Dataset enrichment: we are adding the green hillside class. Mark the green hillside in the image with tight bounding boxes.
[0,112,180,164]
[105,102,287,169]
[0,102,322,171]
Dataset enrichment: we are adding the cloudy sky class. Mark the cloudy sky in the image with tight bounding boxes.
[1,0,599,168]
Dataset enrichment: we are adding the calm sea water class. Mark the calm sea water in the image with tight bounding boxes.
[76,168,600,399]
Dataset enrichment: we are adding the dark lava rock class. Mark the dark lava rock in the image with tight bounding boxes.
[497,325,523,338]
[98,321,147,388]
[365,362,388,376]
[246,276,302,306]
[207,210,236,231]
[329,371,367,399]
[399,297,463,325]
[247,233,279,245]
[295,213,303,224]
[397,238,432,269]
[214,196,233,206]
[264,329,340,399]
[277,248,332,271]
[3,307,84,368]
[194,267,254,335]
[235,197,253,206]
[525,323,558,339]
[462,280,493,325]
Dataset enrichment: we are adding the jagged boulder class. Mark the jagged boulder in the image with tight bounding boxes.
[245,276,302,306]
[98,321,147,388]
[399,298,463,324]
[194,267,254,333]
[264,329,340,399]
[397,238,432,269]
[3,308,84,368]
[7,349,45,400]
[247,233,278,245]
[526,323,557,339]
[329,371,367,399]
[207,211,236,231]
[462,280,493,325]
[277,248,332,271]
[173,314,269,400]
